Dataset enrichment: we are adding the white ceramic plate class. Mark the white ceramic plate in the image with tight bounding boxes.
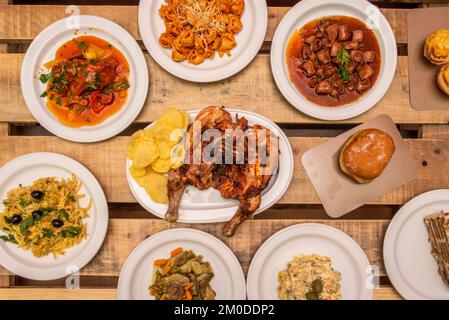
[117,228,246,300]
[138,0,267,82]
[0,153,108,280]
[126,109,294,223]
[21,15,148,143]
[247,223,373,300]
[384,190,449,300]
[271,0,397,120]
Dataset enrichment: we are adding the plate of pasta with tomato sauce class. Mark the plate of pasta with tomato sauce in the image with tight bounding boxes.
[21,15,148,143]
[138,0,268,82]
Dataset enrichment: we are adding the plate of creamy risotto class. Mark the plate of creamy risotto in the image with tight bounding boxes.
[278,254,342,300]
[246,223,373,300]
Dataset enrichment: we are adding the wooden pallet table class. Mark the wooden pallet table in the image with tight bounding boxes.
[0,0,448,300]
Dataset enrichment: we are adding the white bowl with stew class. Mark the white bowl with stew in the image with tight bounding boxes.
[271,0,397,120]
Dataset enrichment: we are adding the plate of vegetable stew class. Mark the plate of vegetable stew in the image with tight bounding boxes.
[117,228,246,300]
[21,15,148,142]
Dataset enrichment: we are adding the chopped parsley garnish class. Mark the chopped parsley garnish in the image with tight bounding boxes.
[85,82,98,90]
[57,209,70,221]
[18,197,31,208]
[65,227,81,238]
[337,48,351,82]
[40,91,47,98]
[0,234,18,245]
[67,194,76,202]
[39,73,53,84]
[42,229,54,238]
[73,38,88,51]
[3,216,12,225]
[56,97,62,105]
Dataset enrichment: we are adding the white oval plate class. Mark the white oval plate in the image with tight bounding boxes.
[247,223,373,300]
[384,190,449,300]
[0,153,108,280]
[117,228,246,300]
[21,15,148,143]
[271,0,397,120]
[138,0,267,82]
[126,108,294,223]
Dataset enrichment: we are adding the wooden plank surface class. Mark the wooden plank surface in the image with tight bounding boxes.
[422,124,449,139]
[0,286,402,300]
[0,6,408,43]
[0,219,389,277]
[1,54,449,124]
[0,1,445,301]
[0,136,446,205]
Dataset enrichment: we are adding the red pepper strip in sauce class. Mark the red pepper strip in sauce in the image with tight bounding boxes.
[90,91,114,114]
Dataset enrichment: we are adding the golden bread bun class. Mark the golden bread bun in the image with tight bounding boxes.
[424,29,449,65]
[437,64,449,96]
[339,129,396,184]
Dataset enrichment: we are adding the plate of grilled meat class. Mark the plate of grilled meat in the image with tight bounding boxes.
[126,106,294,237]
[384,190,449,300]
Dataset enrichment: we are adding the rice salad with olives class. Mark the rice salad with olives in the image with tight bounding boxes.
[278,254,342,300]
[0,175,90,257]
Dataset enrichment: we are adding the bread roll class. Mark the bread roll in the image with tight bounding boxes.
[339,129,395,184]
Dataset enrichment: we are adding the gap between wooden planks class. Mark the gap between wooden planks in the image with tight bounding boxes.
[1,53,449,124]
[0,219,389,277]
[0,136,445,205]
[0,6,408,43]
[0,287,402,300]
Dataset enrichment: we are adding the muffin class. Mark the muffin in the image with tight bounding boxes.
[437,64,449,96]
[424,29,449,65]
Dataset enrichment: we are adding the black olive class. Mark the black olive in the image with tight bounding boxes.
[52,219,64,228]
[31,190,44,200]
[11,215,22,225]
[32,210,43,219]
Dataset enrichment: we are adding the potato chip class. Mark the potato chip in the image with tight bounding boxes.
[157,141,171,160]
[130,166,151,187]
[130,165,146,177]
[131,140,159,169]
[143,170,168,204]
[131,129,145,141]
[126,107,191,204]
[159,108,187,129]
[170,145,185,169]
[181,110,190,129]
[153,122,177,142]
[151,158,172,173]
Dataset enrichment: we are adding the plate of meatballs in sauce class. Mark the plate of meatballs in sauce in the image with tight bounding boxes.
[271,0,397,120]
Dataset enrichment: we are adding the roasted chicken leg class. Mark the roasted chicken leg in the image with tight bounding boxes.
[165,106,279,236]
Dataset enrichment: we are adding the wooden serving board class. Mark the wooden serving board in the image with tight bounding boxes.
[0,0,448,300]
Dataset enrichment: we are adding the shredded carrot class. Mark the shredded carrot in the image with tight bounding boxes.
[162,259,173,275]
[184,282,193,290]
[170,247,183,257]
[160,294,169,300]
[154,259,168,266]
[185,289,192,300]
